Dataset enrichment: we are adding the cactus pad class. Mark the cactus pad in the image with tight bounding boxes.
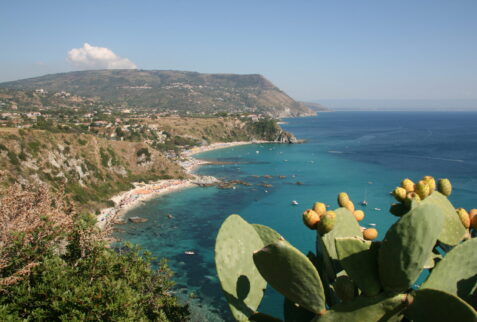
[252,224,283,245]
[253,240,326,314]
[335,237,382,296]
[422,238,477,306]
[379,203,444,292]
[313,293,407,322]
[320,207,363,261]
[215,215,267,321]
[405,289,477,321]
[418,191,466,245]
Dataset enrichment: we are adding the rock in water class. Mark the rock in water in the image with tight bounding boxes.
[129,216,148,223]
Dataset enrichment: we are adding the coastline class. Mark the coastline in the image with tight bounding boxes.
[96,141,261,230]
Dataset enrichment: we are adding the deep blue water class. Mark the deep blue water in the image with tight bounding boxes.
[114,112,477,321]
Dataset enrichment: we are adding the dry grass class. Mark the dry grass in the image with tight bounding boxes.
[0,184,74,286]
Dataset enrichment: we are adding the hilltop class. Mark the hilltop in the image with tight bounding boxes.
[0,70,315,118]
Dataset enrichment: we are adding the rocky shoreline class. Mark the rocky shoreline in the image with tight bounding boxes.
[96,138,302,231]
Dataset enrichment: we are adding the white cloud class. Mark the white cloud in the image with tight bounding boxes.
[67,43,137,70]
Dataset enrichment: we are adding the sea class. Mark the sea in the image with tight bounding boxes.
[113,111,477,321]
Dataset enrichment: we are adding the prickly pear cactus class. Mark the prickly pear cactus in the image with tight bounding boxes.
[253,239,326,314]
[379,203,444,292]
[215,215,267,321]
[416,191,466,245]
[215,174,477,322]
[404,289,477,322]
[320,207,362,261]
[313,293,408,322]
[252,223,283,245]
[335,237,382,296]
[421,238,477,306]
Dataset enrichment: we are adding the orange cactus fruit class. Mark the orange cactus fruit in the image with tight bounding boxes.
[354,210,365,221]
[401,178,415,192]
[303,209,320,229]
[363,228,378,240]
[343,200,355,213]
[313,202,327,216]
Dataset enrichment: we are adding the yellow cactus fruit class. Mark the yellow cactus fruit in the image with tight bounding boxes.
[363,228,378,240]
[343,200,355,213]
[401,178,415,192]
[337,192,350,207]
[317,211,336,235]
[303,209,320,229]
[456,208,470,228]
[437,178,452,197]
[415,180,430,200]
[313,202,327,216]
[393,187,407,202]
[422,176,436,194]
[354,210,365,221]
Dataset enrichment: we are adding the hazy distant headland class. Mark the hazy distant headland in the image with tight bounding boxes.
[315,99,477,111]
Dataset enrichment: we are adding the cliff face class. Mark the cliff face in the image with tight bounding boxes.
[0,70,316,118]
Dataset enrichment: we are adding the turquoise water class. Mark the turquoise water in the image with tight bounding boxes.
[114,112,477,320]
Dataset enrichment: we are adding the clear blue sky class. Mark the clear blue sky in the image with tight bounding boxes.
[1,0,476,101]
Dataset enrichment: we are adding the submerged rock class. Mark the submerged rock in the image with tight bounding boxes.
[128,216,148,223]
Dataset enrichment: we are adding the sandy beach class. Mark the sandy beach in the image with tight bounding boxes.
[96,141,259,229]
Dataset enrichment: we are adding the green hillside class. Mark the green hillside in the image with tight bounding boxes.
[0,70,315,118]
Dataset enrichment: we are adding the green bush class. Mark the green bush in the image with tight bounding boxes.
[0,187,189,321]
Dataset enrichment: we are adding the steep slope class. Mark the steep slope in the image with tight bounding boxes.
[0,70,315,118]
[0,128,185,211]
[0,117,296,211]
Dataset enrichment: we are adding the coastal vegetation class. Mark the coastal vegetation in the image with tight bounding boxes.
[0,185,189,321]
[0,111,294,213]
[0,72,308,320]
[214,176,477,321]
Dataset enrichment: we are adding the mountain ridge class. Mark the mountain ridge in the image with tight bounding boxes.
[0,69,316,118]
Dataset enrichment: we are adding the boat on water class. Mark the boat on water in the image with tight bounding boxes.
[184,251,195,255]
[368,223,377,227]
[374,208,381,211]
[361,187,368,206]
[291,200,299,205]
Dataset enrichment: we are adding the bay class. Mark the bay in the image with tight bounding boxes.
[114,111,477,320]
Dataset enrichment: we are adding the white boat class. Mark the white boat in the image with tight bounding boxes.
[374,208,381,211]
[291,200,299,205]
[368,223,377,227]
[361,187,368,206]
[184,251,195,255]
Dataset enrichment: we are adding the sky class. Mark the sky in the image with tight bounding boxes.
[1,0,476,101]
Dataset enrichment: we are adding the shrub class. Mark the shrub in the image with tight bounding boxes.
[0,185,189,321]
